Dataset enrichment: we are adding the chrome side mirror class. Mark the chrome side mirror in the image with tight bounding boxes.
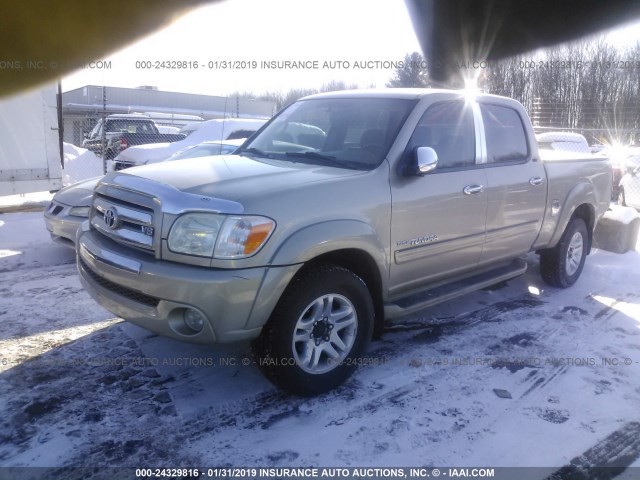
[415,146,438,175]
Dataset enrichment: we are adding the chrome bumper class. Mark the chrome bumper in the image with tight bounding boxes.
[76,227,301,344]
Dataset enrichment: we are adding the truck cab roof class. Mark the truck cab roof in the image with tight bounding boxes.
[301,88,518,103]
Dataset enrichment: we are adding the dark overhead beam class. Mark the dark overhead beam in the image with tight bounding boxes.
[405,0,640,82]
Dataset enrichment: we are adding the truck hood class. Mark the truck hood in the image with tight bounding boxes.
[121,154,364,203]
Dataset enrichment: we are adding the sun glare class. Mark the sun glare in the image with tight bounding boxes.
[528,286,541,296]
[462,73,482,103]
[0,249,22,259]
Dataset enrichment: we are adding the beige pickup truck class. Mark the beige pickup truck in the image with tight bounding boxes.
[76,89,612,395]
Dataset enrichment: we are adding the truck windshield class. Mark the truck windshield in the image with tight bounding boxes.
[240,97,416,170]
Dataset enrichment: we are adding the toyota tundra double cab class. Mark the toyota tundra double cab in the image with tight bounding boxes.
[76,89,612,395]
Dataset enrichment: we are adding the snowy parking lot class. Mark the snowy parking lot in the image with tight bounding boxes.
[1,210,640,477]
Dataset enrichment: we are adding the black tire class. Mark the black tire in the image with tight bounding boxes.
[540,217,589,288]
[618,188,627,207]
[252,264,374,396]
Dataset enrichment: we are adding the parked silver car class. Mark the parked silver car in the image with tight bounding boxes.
[44,177,100,248]
[44,139,247,248]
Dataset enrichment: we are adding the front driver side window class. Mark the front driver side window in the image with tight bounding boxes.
[480,103,529,163]
[406,101,476,169]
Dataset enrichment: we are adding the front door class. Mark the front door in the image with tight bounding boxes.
[390,100,488,296]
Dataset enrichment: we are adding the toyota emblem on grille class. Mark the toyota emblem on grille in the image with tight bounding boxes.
[104,208,119,229]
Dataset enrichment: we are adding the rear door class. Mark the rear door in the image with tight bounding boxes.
[477,102,547,267]
[389,100,488,295]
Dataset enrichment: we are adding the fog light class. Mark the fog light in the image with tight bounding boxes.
[183,309,205,333]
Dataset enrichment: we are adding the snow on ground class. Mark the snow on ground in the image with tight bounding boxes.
[62,143,111,187]
[0,212,639,476]
[0,192,53,212]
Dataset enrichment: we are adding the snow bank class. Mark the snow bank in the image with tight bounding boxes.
[62,143,112,186]
[594,206,640,253]
[605,204,640,225]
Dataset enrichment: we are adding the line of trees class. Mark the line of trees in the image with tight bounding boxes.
[388,40,640,142]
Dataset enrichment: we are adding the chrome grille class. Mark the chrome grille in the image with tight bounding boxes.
[91,193,156,252]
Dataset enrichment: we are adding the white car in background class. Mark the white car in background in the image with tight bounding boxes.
[113,118,267,170]
[156,125,181,134]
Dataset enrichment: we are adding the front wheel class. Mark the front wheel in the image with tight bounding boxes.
[540,217,588,288]
[252,264,374,396]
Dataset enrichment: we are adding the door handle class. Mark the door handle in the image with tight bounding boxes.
[529,177,544,186]
[463,185,484,195]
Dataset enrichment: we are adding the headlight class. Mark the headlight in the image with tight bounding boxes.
[168,213,224,257]
[68,206,90,218]
[214,216,276,259]
[168,214,275,259]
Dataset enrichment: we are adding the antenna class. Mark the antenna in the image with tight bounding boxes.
[220,96,228,154]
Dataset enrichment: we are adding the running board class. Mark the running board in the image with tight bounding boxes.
[384,258,528,318]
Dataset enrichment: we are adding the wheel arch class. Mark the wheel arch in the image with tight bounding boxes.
[571,203,595,254]
[294,249,386,337]
[547,182,597,253]
[267,220,389,333]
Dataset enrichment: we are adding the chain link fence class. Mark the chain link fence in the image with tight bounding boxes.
[61,86,276,185]
[530,98,640,206]
[612,147,640,209]
[534,127,640,204]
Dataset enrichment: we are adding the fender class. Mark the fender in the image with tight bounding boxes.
[546,181,596,249]
[242,220,390,331]
[269,219,390,292]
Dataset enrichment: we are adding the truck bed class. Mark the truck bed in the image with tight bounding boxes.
[535,155,612,249]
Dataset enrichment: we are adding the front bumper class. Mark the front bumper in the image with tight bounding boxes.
[76,228,301,345]
[43,201,86,249]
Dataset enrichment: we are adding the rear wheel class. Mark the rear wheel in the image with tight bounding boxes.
[252,264,374,396]
[540,217,588,288]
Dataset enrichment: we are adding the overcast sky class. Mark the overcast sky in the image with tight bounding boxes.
[62,0,640,97]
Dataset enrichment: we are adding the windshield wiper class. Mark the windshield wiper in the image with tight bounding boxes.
[284,151,361,170]
[239,147,271,158]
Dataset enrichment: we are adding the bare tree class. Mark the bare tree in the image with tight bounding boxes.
[387,52,429,88]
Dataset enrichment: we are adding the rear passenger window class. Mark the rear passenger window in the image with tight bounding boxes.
[481,104,529,163]
[407,101,475,169]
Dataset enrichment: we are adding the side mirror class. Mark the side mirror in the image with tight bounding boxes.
[415,147,438,175]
